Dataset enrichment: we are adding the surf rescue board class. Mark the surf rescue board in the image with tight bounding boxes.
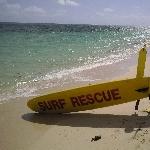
[27,77,150,113]
[27,46,150,113]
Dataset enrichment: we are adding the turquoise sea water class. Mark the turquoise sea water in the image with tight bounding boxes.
[0,23,150,102]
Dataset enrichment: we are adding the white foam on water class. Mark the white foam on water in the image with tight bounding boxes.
[0,47,139,103]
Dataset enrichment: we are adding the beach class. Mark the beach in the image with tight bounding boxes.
[1,0,150,148]
[1,95,150,150]
[0,49,150,150]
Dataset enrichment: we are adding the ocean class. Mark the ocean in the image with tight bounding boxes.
[0,23,150,102]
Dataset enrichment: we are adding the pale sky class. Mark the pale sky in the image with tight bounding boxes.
[0,0,150,25]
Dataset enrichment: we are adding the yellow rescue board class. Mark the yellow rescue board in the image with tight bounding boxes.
[27,77,149,113]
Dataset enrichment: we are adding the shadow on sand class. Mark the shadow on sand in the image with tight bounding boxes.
[22,112,150,133]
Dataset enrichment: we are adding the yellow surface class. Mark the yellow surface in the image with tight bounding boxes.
[27,77,150,113]
[136,47,147,78]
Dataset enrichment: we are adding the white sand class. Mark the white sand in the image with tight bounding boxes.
[0,48,150,150]
[1,97,150,150]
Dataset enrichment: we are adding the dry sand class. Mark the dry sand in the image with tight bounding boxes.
[0,49,150,150]
[1,97,150,150]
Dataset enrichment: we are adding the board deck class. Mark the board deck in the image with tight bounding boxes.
[27,77,150,113]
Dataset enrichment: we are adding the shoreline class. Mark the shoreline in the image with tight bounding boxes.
[1,47,149,104]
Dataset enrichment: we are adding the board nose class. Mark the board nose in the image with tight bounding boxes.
[27,99,35,111]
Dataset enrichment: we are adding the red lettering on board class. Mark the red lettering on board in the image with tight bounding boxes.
[47,101,53,110]
[37,88,122,111]
[44,101,53,110]
[86,94,95,104]
[70,97,80,107]
[110,89,121,100]
[51,100,61,110]
[38,102,46,111]
[37,99,66,111]
[70,88,121,107]
[94,92,103,103]
[58,99,66,109]
[78,95,88,106]
[102,90,112,101]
